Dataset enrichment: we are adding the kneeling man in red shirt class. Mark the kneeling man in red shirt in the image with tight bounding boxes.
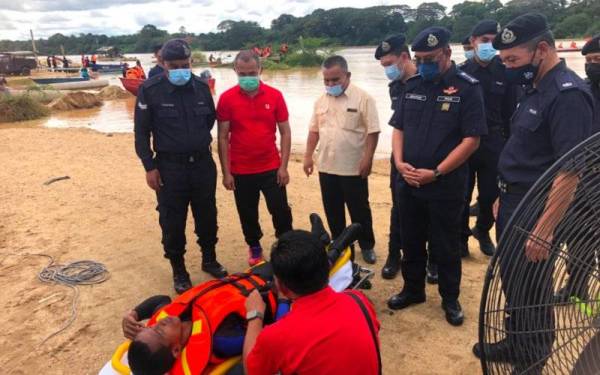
[243,230,381,375]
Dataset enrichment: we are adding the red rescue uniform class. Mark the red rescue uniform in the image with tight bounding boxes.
[245,287,380,375]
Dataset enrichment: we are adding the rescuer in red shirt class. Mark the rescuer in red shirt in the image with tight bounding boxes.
[243,230,381,375]
[217,50,293,266]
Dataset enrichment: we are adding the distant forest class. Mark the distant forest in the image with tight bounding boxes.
[1,0,599,55]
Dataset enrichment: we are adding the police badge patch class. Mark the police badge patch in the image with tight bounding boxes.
[427,34,439,48]
[381,41,391,52]
[501,28,516,44]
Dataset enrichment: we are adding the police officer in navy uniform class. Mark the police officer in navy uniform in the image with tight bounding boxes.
[134,39,228,295]
[552,35,600,302]
[374,35,417,280]
[387,27,487,326]
[471,14,594,372]
[459,20,521,257]
[582,35,600,130]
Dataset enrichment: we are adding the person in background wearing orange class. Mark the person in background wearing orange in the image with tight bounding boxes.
[91,54,97,65]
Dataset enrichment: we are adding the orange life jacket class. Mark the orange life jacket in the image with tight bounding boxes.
[126,68,143,79]
[147,273,277,375]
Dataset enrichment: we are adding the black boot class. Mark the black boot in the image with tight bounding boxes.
[170,257,192,295]
[381,251,401,279]
[201,248,228,279]
[469,202,479,217]
[471,226,495,256]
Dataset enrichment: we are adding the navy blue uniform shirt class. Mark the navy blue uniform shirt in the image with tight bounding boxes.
[459,56,521,138]
[134,74,216,171]
[388,78,406,127]
[148,64,165,79]
[391,63,487,200]
[499,61,594,187]
[587,80,600,133]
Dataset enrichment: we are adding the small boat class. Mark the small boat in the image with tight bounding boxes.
[40,79,109,90]
[119,77,144,96]
[33,77,89,85]
[120,77,217,97]
[557,41,582,53]
[91,63,125,73]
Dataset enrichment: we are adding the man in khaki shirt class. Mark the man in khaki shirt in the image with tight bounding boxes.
[303,55,381,264]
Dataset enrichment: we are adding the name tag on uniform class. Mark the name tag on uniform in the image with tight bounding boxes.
[160,103,175,107]
[405,93,426,101]
[347,108,358,113]
[436,96,460,103]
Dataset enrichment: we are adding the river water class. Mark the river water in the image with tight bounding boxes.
[35,45,589,156]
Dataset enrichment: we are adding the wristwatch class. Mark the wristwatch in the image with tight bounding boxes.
[433,168,443,181]
[246,310,264,322]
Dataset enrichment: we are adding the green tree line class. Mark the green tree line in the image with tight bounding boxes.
[1,0,598,55]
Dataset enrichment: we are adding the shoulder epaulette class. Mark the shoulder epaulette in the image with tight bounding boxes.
[143,74,164,89]
[555,71,579,92]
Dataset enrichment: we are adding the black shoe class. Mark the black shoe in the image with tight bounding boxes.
[471,227,495,256]
[381,252,401,279]
[469,202,479,217]
[170,257,192,294]
[554,279,589,303]
[472,339,514,363]
[202,261,228,279]
[361,248,377,264]
[387,290,426,310]
[426,262,438,285]
[442,300,464,326]
[459,241,470,258]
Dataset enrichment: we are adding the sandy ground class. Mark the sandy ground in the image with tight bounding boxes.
[0,125,491,374]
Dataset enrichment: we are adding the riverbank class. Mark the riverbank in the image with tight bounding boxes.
[0,126,489,374]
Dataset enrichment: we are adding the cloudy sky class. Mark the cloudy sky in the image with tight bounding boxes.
[0,0,466,41]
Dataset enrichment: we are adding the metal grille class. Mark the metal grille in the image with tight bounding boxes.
[479,133,600,374]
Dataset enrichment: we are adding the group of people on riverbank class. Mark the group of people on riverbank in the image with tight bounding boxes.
[126,11,600,375]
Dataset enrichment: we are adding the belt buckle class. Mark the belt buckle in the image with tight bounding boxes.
[188,155,195,163]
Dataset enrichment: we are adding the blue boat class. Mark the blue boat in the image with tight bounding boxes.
[90,63,124,73]
[32,77,89,85]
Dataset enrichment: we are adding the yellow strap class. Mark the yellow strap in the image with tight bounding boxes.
[329,247,352,276]
[181,347,192,375]
[207,356,242,375]
[110,341,131,375]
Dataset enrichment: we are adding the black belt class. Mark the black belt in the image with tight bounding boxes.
[498,179,530,195]
[157,148,211,164]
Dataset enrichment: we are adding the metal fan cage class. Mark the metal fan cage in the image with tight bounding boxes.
[479,132,600,375]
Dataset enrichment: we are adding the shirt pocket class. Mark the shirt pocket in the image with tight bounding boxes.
[342,109,362,133]
[157,108,180,126]
[516,111,542,133]
[193,106,213,117]
[402,99,426,127]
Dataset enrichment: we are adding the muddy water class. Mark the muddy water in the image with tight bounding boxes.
[34,45,590,156]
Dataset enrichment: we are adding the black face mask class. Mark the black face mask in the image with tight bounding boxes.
[586,63,600,86]
[505,47,541,85]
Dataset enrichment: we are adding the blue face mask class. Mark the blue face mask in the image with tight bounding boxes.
[464,50,475,61]
[168,68,191,86]
[476,42,497,62]
[326,84,344,97]
[418,62,440,82]
[384,64,403,81]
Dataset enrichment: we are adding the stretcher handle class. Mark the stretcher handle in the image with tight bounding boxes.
[327,223,362,264]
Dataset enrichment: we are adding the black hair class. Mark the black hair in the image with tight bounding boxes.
[391,45,411,59]
[234,50,261,69]
[322,55,348,72]
[152,44,163,54]
[525,30,556,51]
[270,230,329,296]
[128,339,176,375]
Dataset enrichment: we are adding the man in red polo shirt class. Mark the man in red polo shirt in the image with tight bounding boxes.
[242,230,381,375]
[217,50,293,266]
